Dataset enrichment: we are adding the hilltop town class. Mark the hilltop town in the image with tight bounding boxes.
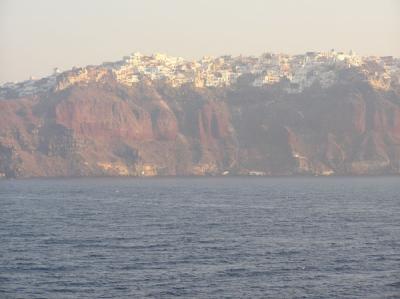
[1,50,399,99]
[1,50,400,178]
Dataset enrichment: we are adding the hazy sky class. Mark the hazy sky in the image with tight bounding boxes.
[1,0,399,83]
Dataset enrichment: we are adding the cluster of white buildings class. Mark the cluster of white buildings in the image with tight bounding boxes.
[1,50,400,99]
[104,50,400,92]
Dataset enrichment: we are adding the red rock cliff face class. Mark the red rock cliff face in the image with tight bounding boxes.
[55,87,154,141]
[1,80,400,178]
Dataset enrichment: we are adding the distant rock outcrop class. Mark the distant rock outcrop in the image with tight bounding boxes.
[1,62,400,178]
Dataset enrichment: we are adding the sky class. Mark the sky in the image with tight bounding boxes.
[0,0,399,83]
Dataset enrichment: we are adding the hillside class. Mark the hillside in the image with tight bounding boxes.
[1,52,400,178]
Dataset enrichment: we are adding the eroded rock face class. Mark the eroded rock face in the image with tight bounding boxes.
[1,79,400,178]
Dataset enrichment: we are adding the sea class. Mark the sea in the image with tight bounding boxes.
[0,177,399,298]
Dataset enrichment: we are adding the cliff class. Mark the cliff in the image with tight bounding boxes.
[1,72,400,178]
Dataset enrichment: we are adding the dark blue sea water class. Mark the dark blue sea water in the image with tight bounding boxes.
[0,177,399,298]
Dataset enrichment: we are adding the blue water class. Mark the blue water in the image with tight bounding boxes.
[0,177,399,298]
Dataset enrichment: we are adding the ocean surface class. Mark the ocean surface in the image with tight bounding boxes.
[0,177,399,298]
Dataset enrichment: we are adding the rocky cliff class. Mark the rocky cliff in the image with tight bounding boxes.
[1,71,400,178]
